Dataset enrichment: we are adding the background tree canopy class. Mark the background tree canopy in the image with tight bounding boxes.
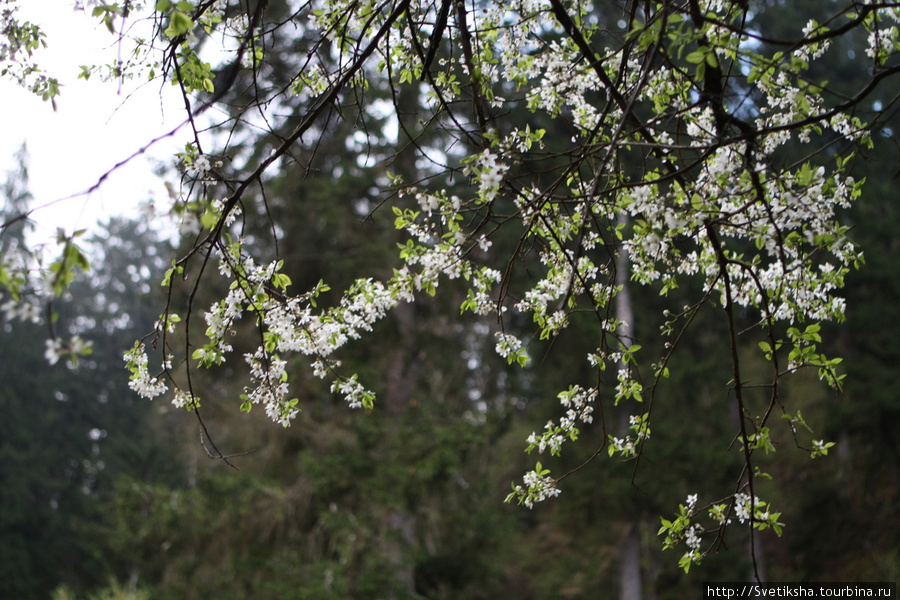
[1,0,899,598]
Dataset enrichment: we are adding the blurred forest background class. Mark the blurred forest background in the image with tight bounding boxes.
[1,1,898,598]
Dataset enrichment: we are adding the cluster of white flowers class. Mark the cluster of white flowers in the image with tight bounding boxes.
[462,267,504,316]
[515,247,603,336]
[522,469,561,505]
[172,389,195,409]
[208,198,242,228]
[494,332,527,361]
[525,385,597,455]
[43,335,92,367]
[471,150,510,204]
[123,343,168,399]
[866,26,898,62]
[686,494,698,513]
[795,20,831,63]
[628,414,649,439]
[289,63,330,99]
[609,435,637,457]
[508,467,562,509]
[330,374,375,410]
[416,191,441,216]
[185,155,211,179]
[621,99,863,325]
[684,525,702,550]
[526,423,565,455]
[313,0,384,44]
[560,386,596,427]
[810,439,835,457]
[1,293,41,323]
[209,248,406,420]
[44,338,64,364]
[243,349,297,425]
[733,492,759,524]
[156,207,509,423]
[204,0,229,23]
[180,142,224,183]
[615,368,642,402]
[660,489,782,567]
[709,502,731,526]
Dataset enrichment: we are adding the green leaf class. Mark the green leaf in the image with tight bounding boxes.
[167,11,193,36]
[658,518,673,534]
[200,211,218,230]
[686,49,706,64]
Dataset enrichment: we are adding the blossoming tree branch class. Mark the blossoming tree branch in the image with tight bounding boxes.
[1,0,894,573]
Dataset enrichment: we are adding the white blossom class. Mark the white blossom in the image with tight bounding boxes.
[44,338,63,365]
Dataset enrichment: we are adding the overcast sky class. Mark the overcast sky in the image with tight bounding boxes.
[1,2,189,240]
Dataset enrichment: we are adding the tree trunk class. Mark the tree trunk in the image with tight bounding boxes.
[620,523,643,600]
[616,214,643,600]
[378,79,422,599]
